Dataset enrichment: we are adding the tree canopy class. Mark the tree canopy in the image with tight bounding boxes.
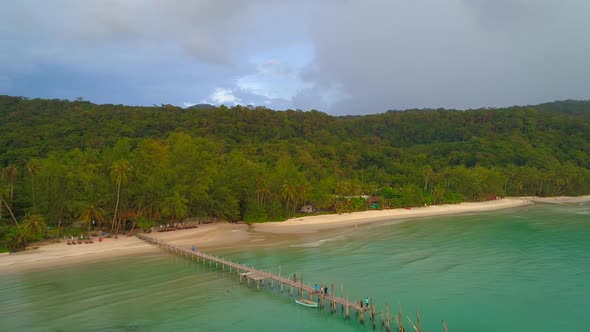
[1,95,589,250]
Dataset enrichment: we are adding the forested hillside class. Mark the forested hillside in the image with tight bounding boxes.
[1,95,589,250]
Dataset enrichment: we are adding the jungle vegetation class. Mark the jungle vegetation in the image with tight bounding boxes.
[1,95,589,250]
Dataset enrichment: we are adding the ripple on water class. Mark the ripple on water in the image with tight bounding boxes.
[1,204,589,332]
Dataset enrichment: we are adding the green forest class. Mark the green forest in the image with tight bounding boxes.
[1,95,589,251]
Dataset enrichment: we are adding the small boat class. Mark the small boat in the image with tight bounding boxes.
[295,298,318,308]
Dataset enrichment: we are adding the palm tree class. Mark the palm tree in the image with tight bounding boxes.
[3,165,17,203]
[423,165,434,192]
[0,179,5,221]
[26,158,42,207]
[1,195,22,232]
[281,180,297,213]
[21,213,47,242]
[79,201,106,231]
[110,160,132,235]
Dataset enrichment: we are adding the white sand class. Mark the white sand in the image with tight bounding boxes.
[2,196,588,272]
[0,236,153,273]
[254,197,533,234]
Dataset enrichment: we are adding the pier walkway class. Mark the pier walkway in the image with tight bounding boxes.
[136,233,447,331]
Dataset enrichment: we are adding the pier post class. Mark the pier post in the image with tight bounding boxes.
[345,298,350,319]
[370,298,376,330]
[331,284,336,313]
[385,304,391,332]
[278,267,282,292]
[341,284,344,314]
[397,305,404,332]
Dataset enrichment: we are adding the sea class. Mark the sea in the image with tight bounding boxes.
[0,202,588,332]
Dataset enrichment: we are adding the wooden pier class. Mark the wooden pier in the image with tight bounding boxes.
[136,233,446,331]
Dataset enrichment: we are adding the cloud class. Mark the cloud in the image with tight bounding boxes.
[0,0,313,109]
[235,59,311,100]
[1,0,589,114]
[207,88,241,105]
[293,0,590,114]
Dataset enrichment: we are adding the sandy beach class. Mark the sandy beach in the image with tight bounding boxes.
[254,197,534,234]
[1,196,588,273]
[0,236,154,273]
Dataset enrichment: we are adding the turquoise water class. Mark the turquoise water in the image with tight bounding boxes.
[1,203,589,331]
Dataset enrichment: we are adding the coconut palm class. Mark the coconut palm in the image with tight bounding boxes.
[21,213,47,242]
[3,165,17,203]
[79,201,106,231]
[281,180,297,213]
[25,158,42,207]
[1,195,22,231]
[110,160,132,235]
[423,165,434,192]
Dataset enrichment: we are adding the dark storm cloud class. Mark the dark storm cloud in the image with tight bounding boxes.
[294,0,590,114]
[1,1,588,114]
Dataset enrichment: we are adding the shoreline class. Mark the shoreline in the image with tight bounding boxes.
[1,195,588,273]
[254,197,533,234]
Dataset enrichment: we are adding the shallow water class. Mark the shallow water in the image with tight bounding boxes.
[1,203,588,331]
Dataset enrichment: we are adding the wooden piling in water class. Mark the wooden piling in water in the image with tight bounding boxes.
[370,298,376,330]
[386,304,391,332]
[345,297,350,319]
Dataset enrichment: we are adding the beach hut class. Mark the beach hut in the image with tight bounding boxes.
[300,204,316,213]
[369,196,381,209]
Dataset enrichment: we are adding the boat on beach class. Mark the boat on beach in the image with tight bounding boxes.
[295,298,318,308]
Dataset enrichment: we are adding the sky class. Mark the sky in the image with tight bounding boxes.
[1,0,589,115]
